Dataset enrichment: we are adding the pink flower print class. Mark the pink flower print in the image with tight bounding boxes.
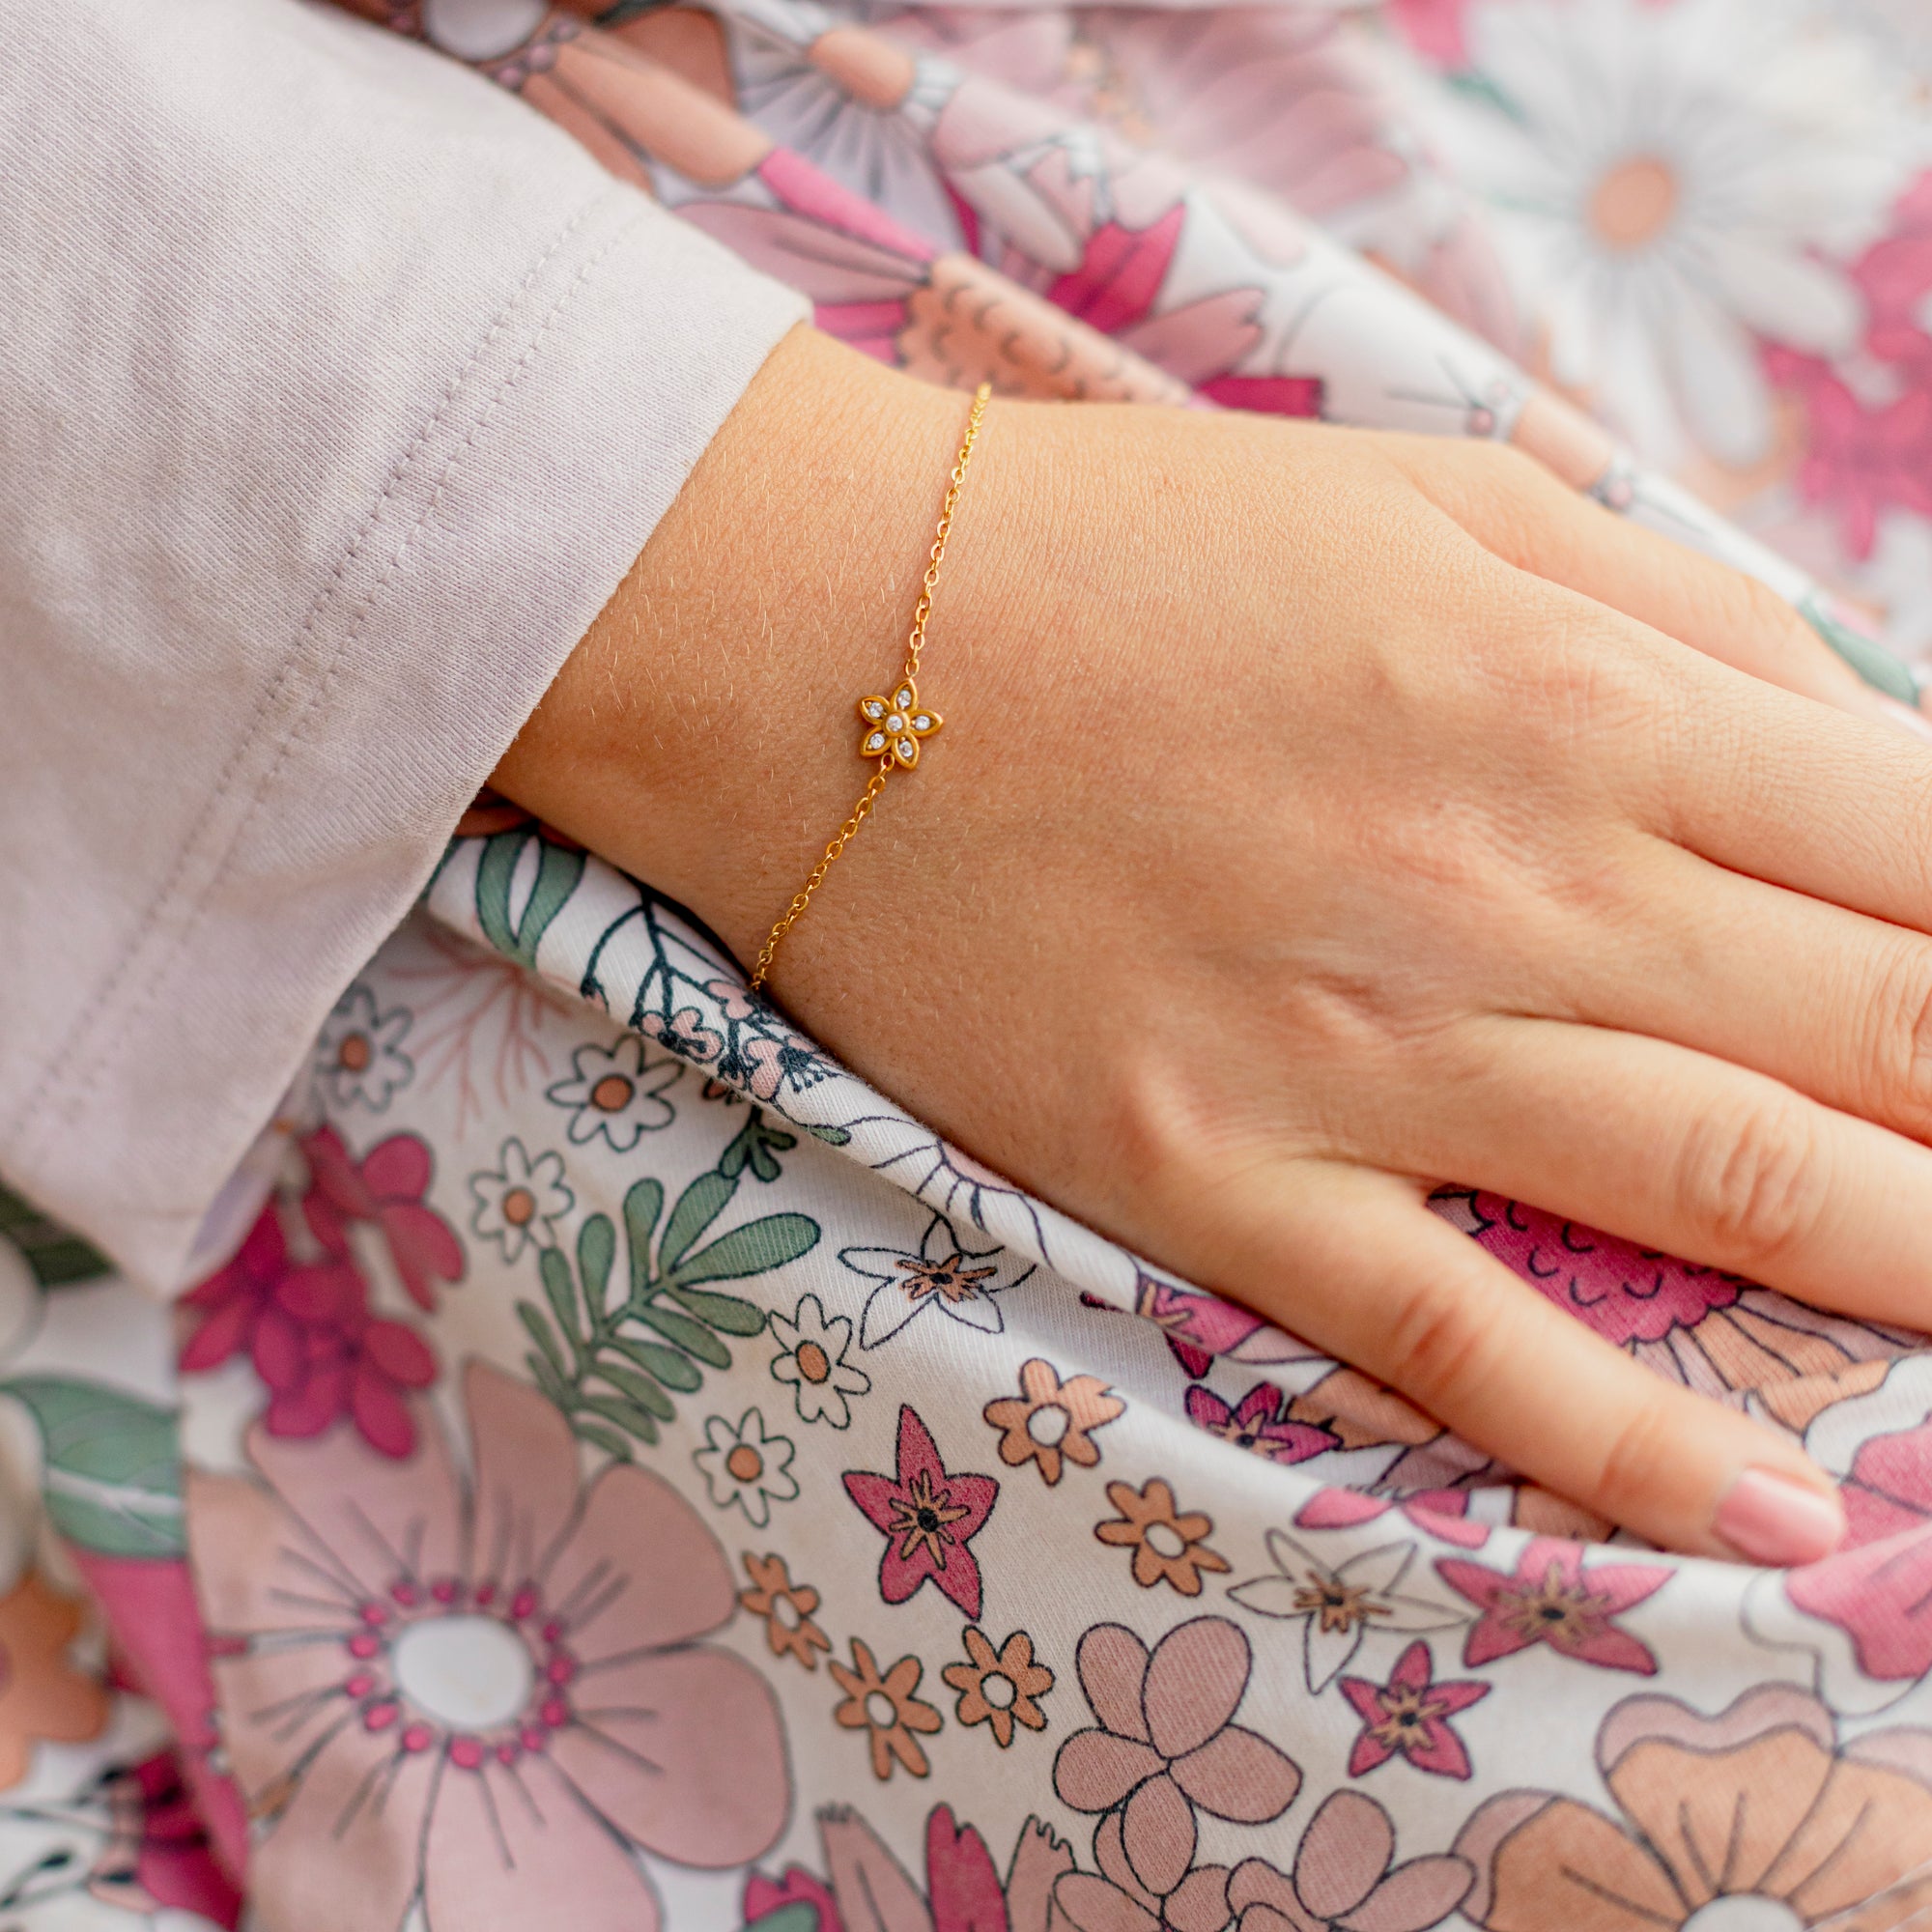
[844,1406,999,1617]
[179,1205,438,1458]
[1385,0,1472,68]
[1784,369,1932,562]
[707,977,763,1024]
[1135,1274,1309,1378]
[1785,1407,1932,1684]
[1227,1792,1471,1932]
[302,1124,466,1314]
[185,1361,788,1932]
[640,1005,724,1064]
[1338,1641,1489,1780]
[745,1865,844,1932]
[1856,169,1932,374]
[1053,1833,1232,1932]
[1461,1192,1744,1348]
[1053,1620,1300,1900]
[1436,1538,1669,1675]
[1293,1487,1492,1549]
[1184,1383,1335,1466]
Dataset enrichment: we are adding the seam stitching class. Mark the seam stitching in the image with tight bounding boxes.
[6,193,623,1177]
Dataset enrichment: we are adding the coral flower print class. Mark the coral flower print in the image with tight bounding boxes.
[1437,1537,1669,1674]
[985,1358,1124,1486]
[844,1405,998,1618]
[942,1628,1054,1747]
[1096,1479,1232,1597]
[0,1571,109,1788]
[830,1638,943,1782]
[739,1550,832,1671]
[841,1212,1034,1349]
[1338,1642,1489,1781]
[1055,1618,1300,1900]
[467,1137,572,1264]
[770,1293,870,1428]
[1228,1792,1472,1932]
[185,1362,788,1932]
[315,982,413,1111]
[696,1409,800,1527]
[544,1034,682,1151]
[1229,1531,1468,1691]
[1183,1383,1336,1467]
[1454,1686,1932,1929]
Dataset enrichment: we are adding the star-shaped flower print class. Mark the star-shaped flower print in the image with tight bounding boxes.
[841,1213,1035,1350]
[1183,1383,1335,1466]
[1435,1537,1670,1675]
[1338,1641,1490,1780]
[844,1406,999,1618]
[1228,1531,1468,1692]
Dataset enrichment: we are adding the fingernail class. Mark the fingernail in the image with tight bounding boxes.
[1715,1468,1846,1567]
[1875,694,1932,744]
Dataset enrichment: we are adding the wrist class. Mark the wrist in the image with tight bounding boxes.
[489,325,972,966]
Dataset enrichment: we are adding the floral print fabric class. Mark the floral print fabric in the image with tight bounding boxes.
[14,0,1932,1926]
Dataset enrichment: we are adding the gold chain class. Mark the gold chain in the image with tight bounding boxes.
[748,382,991,993]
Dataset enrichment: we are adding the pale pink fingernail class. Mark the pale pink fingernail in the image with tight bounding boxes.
[1715,1468,1845,1568]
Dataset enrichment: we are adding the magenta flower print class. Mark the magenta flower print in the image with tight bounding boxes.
[844,1406,998,1618]
[1338,1641,1489,1780]
[1133,1272,1312,1379]
[1054,1619,1300,1900]
[179,1203,439,1459]
[185,1362,788,1932]
[1184,1383,1335,1466]
[1436,1537,1669,1675]
[302,1123,466,1315]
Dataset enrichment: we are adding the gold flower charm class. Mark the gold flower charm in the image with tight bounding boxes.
[857,680,942,768]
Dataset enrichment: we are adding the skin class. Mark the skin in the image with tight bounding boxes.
[497,324,1932,1558]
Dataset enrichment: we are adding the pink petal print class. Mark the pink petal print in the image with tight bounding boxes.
[553,1647,787,1866]
[246,1400,464,1595]
[422,1751,662,1932]
[1052,1874,1159,1932]
[1053,1731,1167,1814]
[547,1459,738,1660]
[1142,1617,1249,1757]
[358,1133,432,1204]
[1293,1793,1392,1921]
[1075,1625,1152,1743]
[843,1469,907,1536]
[465,1361,587,1590]
[926,1806,1009,1932]
[248,1720,438,1932]
[1169,1727,1300,1823]
[1121,1772,1195,1899]
[348,1364,414,1458]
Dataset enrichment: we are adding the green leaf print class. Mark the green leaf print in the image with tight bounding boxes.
[0,1185,114,1289]
[0,1377,184,1557]
[514,1112,820,1458]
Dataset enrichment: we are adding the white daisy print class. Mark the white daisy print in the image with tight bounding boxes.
[769,1293,871,1429]
[694,1408,800,1527]
[544,1035,682,1152]
[1228,1529,1469,1692]
[314,982,413,1111]
[840,1212,1036,1350]
[468,1138,573,1264]
[1440,0,1909,465]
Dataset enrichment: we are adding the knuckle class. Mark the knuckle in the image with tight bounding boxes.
[1676,1092,1823,1267]
[1590,1397,1680,1515]
[1868,942,1932,1128]
[1379,1276,1493,1413]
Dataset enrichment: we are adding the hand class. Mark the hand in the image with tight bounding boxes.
[497,326,1932,1562]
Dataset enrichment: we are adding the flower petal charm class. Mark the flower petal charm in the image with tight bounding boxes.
[856,680,943,768]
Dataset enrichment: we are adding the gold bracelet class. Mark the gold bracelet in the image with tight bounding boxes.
[747,382,992,994]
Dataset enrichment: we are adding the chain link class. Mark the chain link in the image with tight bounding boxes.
[747,383,991,995]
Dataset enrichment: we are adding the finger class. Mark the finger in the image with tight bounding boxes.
[1399,1011,1932,1330]
[1392,435,1932,739]
[1201,1158,1843,1562]
[1565,838,1932,1152]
